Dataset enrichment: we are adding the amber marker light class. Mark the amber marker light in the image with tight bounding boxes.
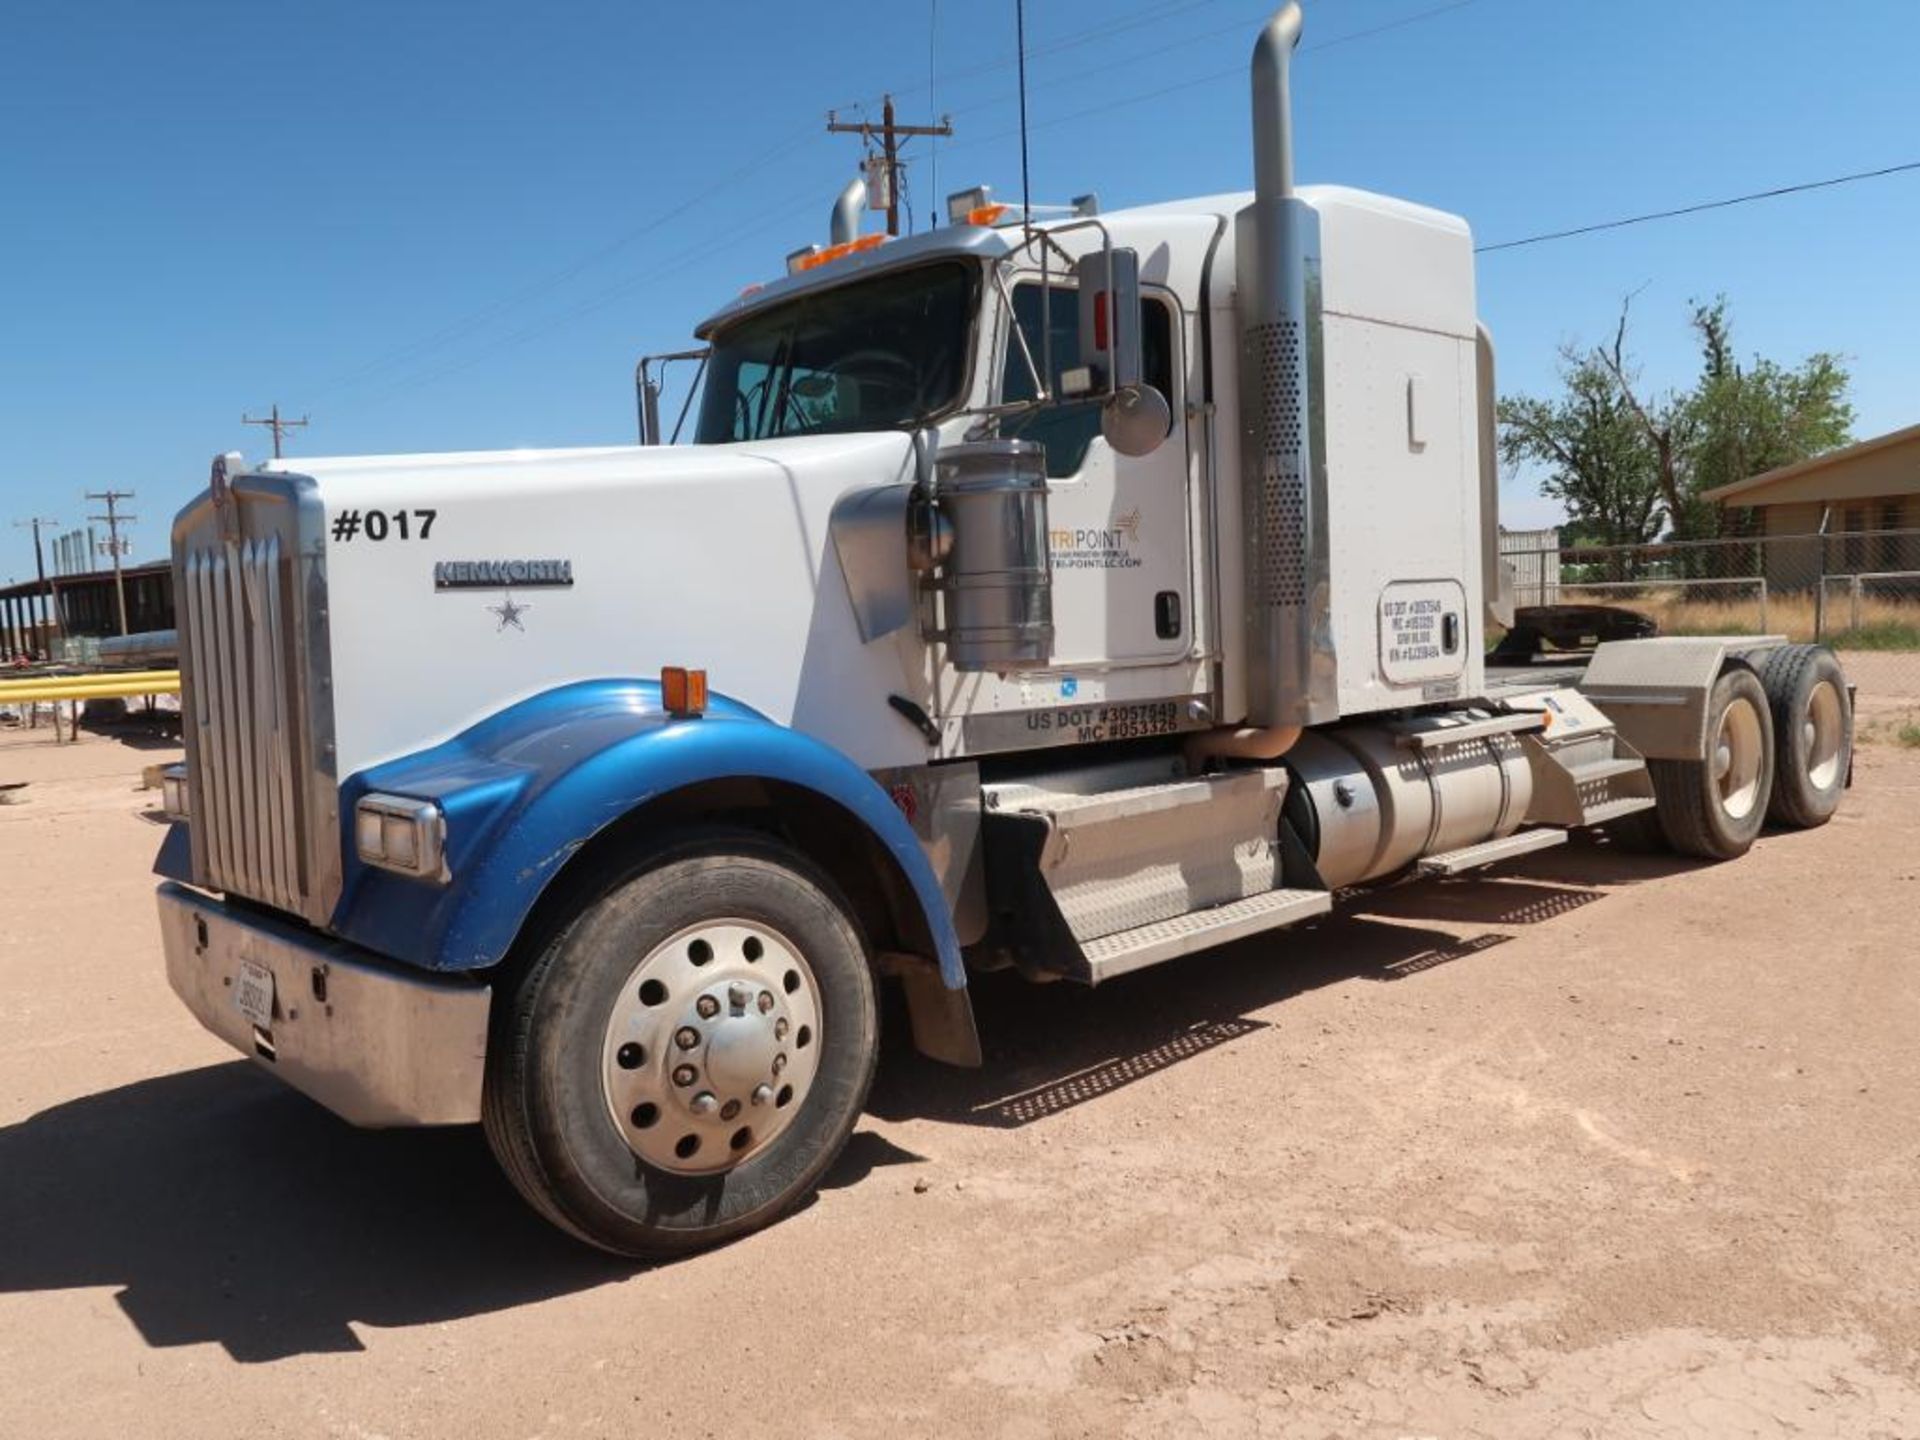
[661,667,709,718]
[793,234,886,271]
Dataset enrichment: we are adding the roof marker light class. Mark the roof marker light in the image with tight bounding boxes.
[793,233,885,272]
[946,185,992,225]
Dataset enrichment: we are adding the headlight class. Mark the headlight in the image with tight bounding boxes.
[355,793,447,882]
[160,763,191,823]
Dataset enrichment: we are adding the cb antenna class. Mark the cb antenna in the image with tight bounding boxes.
[1015,0,1033,241]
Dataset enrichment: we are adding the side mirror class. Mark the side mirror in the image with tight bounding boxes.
[1074,246,1169,458]
[1075,247,1142,393]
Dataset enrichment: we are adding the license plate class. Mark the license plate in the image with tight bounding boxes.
[233,958,276,1028]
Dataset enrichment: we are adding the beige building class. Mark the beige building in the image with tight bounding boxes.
[1704,422,1920,588]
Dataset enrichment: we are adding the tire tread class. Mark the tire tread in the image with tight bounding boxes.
[482,829,878,1258]
[1756,644,1850,830]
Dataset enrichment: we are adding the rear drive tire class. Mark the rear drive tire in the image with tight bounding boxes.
[1756,644,1851,829]
[483,834,879,1258]
[1646,665,1775,861]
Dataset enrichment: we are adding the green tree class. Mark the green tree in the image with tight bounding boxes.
[1498,341,1666,555]
[1681,296,1853,537]
[1500,293,1853,545]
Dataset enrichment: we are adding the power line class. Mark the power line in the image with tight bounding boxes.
[303,130,819,401]
[309,0,1454,410]
[11,516,58,652]
[948,0,1486,152]
[827,98,953,237]
[242,402,308,458]
[945,0,1467,126]
[83,490,135,636]
[828,0,1236,114]
[1474,160,1920,254]
[345,187,829,409]
[324,0,1485,405]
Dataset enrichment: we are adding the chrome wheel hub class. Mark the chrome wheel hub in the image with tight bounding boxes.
[602,921,821,1175]
[1714,696,1764,821]
[1804,679,1844,789]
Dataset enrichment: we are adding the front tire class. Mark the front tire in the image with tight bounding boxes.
[1646,665,1775,861]
[483,834,879,1258]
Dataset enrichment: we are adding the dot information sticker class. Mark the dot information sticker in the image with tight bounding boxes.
[1379,579,1467,684]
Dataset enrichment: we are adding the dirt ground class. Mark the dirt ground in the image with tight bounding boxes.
[3,717,1918,1440]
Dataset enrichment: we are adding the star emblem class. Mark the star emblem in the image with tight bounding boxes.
[488,592,530,631]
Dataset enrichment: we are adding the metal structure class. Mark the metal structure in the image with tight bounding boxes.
[84,488,136,635]
[242,403,308,459]
[826,96,952,237]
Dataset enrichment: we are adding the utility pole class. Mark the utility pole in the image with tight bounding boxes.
[826,96,952,237]
[12,516,58,655]
[85,489,136,636]
[242,402,309,459]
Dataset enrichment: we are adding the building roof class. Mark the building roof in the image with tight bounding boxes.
[0,558,169,602]
[1702,421,1920,505]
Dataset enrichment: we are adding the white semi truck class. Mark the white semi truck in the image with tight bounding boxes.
[155,4,1854,1257]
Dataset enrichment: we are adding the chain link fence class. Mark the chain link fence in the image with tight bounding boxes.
[1499,527,1920,743]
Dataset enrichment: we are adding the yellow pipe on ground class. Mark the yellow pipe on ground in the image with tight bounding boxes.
[0,673,181,702]
[13,668,179,686]
[0,668,177,687]
[0,679,179,695]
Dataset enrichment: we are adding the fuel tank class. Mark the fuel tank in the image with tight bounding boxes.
[1283,718,1533,889]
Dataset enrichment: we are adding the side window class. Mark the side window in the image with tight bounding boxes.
[1000,282,1174,478]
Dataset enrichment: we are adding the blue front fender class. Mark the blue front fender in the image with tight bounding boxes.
[330,680,964,987]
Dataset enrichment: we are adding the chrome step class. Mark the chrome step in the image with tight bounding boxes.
[1580,794,1657,826]
[1563,757,1646,784]
[1515,692,1656,828]
[1416,827,1567,877]
[983,766,1289,944]
[1390,711,1546,750]
[1077,888,1333,985]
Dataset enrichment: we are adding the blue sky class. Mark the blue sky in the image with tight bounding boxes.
[3,0,1915,581]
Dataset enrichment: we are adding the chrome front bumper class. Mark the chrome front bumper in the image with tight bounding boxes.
[158,881,491,1127]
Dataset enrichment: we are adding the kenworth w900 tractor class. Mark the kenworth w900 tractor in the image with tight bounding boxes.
[155,4,1854,1256]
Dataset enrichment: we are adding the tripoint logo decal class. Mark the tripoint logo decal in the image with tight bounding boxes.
[1051,507,1143,570]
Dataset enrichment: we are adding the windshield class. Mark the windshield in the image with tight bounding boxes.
[694,262,977,443]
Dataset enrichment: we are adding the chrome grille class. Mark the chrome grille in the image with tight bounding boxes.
[181,532,313,916]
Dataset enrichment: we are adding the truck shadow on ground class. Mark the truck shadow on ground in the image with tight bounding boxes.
[0,1061,924,1363]
[875,911,1527,1131]
[0,1064,620,1361]
[0,838,1681,1362]
[874,832,1712,1133]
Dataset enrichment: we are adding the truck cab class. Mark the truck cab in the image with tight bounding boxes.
[154,3,1855,1258]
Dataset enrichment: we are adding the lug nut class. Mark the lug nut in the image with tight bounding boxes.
[751,1084,773,1107]
[757,990,775,1014]
[728,982,750,1015]
[690,1091,718,1116]
[772,1052,787,1076]
[696,995,719,1019]
[672,1064,697,1087]
[720,1098,741,1121]
[675,1026,701,1050]
[774,1018,789,1041]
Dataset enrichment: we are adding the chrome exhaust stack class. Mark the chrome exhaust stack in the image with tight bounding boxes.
[830,174,867,246]
[1233,1,1337,731]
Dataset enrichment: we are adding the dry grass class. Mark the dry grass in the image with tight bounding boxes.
[1555,586,1920,650]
